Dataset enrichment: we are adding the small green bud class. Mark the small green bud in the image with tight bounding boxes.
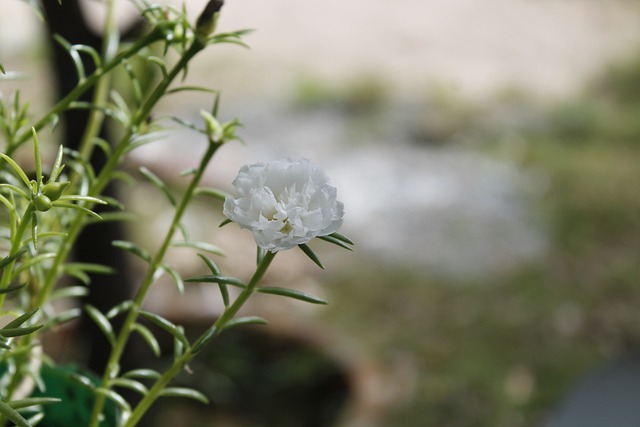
[34,194,52,212]
[195,0,224,41]
[201,110,224,143]
[42,181,69,201]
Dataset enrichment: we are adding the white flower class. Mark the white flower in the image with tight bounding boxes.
[223,158,344,252]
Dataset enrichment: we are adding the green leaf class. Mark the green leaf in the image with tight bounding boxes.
[125,132,167,154]
[166,86,217,95]
[69,372,96,389]
[0,324,42,338]
[52,202,103,220]
[146,56,168,78]
[88,211,137,224]
[0,194,14,213]
[109,378,148,395]
[4,308,38,329]
[139,311,189,349]
[169,116,205,135]
[172,241,225,256]
[190,325,220,354]
[62,263,114,285]
[218,218,232,228]
[64,262,114,274]
[159,387,208,404]
[258,287,328,305]
[329,232,354,245]
[0,183,29,200]
[42,308,82,329]
[223,316,268,330]
[132,323,161,357]
[105,300,133,319]
[31,211,38,250]
[0,399,32,427]
[95,195,124,210]
[161,264,184,294]
[298,244,324,269]
[179,167,197,177]
[25,413,44,426]
[58,195,107,205]
[48,145,65,183]
[139,167,176,207]
[110,170,136,185]
[91,137,112,157]
[53,35,87,82]
[95,388,131,413]
[74,45,101,69]
[85,304,115,345]
[123,62,142,107]
[62,269,89,285]
[0,61,5,75]
[184,275,246,288]
[122,369,161,380]
[1,308,42,338]
[0,248,28,271]
[32,127,43,184]
[0,153,31,188]
[0,283,26,295]
[318,234,354,251]
[196,253,221,275]
[112,240,152,263]
[50,286,89,300]
[14,253,57,275]
[194,186,229,201]
[196,254,227,305]
[207,30,253,48]
[173,326,186,359]
[7,397,60,410]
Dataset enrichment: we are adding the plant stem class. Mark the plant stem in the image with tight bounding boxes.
[123,251,277,427]
[90,41,203,198]
[88,135,218,427]
[76,0,119,164]
[0,204,34,309]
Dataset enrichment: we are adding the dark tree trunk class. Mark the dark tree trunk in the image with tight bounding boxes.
[41,0,134,377]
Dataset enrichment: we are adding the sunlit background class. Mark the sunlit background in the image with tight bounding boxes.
[3,0,640,426]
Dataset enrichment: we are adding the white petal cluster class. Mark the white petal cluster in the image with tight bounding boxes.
[223,158,344,252]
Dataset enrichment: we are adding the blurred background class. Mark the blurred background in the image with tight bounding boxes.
[3,0,640,426]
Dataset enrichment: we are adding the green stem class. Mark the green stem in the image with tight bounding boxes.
[123,251,277,427]
[89,40,203,198]
[76,0,119,164]
[0,203,35,309]
[88,137,219,427]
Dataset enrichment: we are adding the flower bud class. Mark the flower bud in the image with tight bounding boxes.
[34,194,53,212]
[195,0,224,41]
[41,181,69,201]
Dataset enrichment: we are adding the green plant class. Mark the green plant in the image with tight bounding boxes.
[0,1,352,426]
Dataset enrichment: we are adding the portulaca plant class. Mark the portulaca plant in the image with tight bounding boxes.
[0,1,352,426]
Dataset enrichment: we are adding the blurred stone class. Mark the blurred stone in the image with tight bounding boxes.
[545,352,640,427]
